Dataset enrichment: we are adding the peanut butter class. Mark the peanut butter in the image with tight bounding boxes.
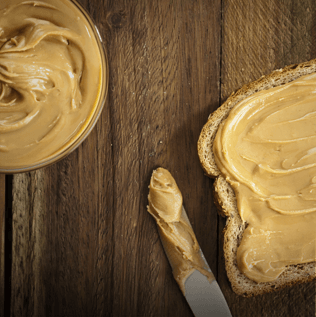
[213,73,316,283]
[148,168,214,294]
[0,0,104,169]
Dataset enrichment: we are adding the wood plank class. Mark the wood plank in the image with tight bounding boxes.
[10,0,221,316]
[100,1,221,316]
[10,1,114,316]
[219,0,316,316]
[0,174,4,317]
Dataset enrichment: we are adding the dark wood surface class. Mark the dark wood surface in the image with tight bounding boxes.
[1,0,315,316]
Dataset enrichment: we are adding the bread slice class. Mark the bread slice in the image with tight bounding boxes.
[198,59,316,297]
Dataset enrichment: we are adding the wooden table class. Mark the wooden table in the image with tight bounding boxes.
[1,0,315,316]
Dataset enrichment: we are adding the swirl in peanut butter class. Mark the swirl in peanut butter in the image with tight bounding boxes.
[214,74,316,283]
[0,0,103,168]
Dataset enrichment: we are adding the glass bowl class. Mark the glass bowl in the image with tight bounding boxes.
[0,0,108,173]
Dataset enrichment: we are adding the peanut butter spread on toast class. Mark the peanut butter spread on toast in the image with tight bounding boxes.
[0,0,103,168]
[147,168,214,294]
[214,73,316,283]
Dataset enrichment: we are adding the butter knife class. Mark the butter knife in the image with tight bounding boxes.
[147,168,232,317]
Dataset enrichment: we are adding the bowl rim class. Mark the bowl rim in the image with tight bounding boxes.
[0,0,109,174]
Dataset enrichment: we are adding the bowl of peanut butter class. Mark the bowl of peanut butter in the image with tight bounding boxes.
[0,0,108,173]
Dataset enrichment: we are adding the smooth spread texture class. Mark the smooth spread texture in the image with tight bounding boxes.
[213,73,316,283]
[0,0,103,168]
[147,168,214,294]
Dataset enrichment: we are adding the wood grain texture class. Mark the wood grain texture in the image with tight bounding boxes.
[8,0,316,316]
[219,0,316,316]
[10,0,221,316]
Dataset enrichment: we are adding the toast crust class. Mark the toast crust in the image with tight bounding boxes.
[198,59,316,297]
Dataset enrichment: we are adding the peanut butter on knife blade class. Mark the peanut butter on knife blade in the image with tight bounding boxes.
[147,167,214,294]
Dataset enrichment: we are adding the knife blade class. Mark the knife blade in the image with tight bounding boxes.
[185,266,232,317]
[147,168,232,317]
[160,215,232,317]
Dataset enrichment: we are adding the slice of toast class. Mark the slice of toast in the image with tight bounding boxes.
[197,59,316,297]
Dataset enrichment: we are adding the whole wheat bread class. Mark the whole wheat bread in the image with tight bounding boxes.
[198,59,316,297]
